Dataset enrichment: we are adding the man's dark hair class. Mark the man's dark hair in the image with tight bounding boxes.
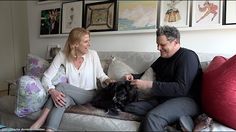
[156,26,180,43]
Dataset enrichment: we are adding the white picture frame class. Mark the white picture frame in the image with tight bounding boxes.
[61,1,84,34]
[191,0,222,27]
[159,0,190,28]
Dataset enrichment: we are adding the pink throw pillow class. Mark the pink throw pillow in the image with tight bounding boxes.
[202,55,236,129]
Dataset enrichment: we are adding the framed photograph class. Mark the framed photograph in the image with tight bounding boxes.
[61,1,84,34]
[118,1,157,31]
[191,0,222,27]
[40,8,61,35]
[46,44,61,62]
[84,0,117,32]
[223,0,236,25]
[159,0,190,28]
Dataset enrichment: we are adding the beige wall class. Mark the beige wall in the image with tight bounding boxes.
[0,1,29,90]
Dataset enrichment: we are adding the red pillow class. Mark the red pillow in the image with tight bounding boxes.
[202,55,236,129]
[204,56,227,73]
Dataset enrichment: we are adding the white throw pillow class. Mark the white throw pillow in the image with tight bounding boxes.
[138,68,156,100]
[140,67,156,81]
[107,57,137,81]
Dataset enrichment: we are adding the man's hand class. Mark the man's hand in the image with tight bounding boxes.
[130,79,153,90]
[48,89,66,107]
[124,74,134,81]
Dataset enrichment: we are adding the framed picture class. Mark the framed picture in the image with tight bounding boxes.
[40,8,61,35]
[38,0,57,5]
[191,0,222,27]
[46,44,61,61]
[84,0,117,32]
[223,0,236,25]
[61,1,84,34]
[118,1,157,31]
[159,0,190,28]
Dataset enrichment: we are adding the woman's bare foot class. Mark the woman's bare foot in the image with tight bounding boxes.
[30,108,50,129]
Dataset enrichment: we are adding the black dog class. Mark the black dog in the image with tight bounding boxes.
[91,81,138,115]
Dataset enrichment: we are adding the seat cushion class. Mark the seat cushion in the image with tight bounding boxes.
[202,55,236,129]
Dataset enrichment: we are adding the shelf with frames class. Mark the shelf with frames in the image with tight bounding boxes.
[39,25,236,38]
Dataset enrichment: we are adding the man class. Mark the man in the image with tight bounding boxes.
[124,25,202,131]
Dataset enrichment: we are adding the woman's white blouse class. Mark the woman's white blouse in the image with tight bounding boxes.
[42,50,109,91]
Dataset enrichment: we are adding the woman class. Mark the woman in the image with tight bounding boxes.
[30,27,114,131]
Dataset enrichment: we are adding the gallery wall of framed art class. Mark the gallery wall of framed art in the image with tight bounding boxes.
[38,0,236,37]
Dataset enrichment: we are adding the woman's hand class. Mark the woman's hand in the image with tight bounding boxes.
[103,78,116,86]
[124,74,134,81]
[48,89,66,107]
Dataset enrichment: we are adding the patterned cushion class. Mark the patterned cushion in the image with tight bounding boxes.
[51,65,67,85]
[202,55,236,129]
[15,76,47,117]
[26,54,50,78]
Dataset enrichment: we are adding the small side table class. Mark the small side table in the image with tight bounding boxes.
[6,80,17,95]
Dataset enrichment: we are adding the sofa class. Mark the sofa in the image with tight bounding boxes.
[0,51,235,131]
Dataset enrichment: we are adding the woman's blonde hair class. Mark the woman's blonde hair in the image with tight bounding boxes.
[63,27,90,61]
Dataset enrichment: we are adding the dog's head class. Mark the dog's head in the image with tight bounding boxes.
[112,81,138,109]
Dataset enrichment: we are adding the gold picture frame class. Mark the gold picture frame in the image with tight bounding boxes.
[84,0,117,32]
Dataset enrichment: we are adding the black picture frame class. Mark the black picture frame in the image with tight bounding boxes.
[223,0,236,25]
[84,0,117,32]
[40,8,61,35]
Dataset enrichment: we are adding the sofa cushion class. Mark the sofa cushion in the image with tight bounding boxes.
[202,55,236,129]
[200,61,210,72]
[26,54,50,78]
[138,68,156,100]
[100,59,111,74]
[107,57,137,81]
[15,76,47,117]
[51,65,68,85]
[140,67,156,81]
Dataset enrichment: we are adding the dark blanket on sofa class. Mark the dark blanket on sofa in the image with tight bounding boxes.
[65,103,142,121]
